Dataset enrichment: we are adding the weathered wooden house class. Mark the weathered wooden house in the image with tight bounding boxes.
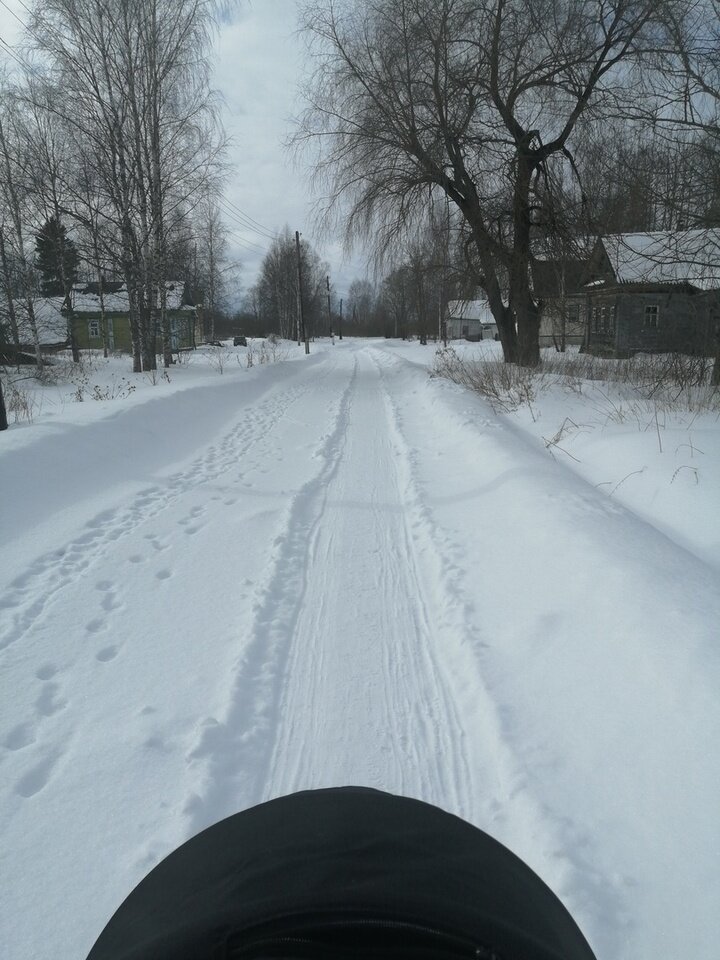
[446,299,498,341]
[531,258,588,348]
[576,230,720,357]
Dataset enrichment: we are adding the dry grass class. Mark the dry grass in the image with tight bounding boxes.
[432,346,720,416]
[2,377,37,423]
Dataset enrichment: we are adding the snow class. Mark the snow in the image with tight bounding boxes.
[12,297,67,343]
[67,280,190,313]
[600,228,720,288]
[1,339,719,960]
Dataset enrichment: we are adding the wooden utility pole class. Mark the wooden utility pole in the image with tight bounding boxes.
[326,275,332,337]
[295,230,309,354]
[339,298,343,340]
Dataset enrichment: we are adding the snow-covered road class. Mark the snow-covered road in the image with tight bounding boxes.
[2,341,719,960]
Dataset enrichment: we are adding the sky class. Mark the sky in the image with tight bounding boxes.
[0,0,369,308]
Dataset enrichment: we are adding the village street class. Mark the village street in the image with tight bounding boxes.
[1,341,719,960]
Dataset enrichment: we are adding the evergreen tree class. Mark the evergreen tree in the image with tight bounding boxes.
[35,216,79,299]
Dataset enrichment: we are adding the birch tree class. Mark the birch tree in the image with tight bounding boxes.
[0,96,41,370]
[28,0,227,370]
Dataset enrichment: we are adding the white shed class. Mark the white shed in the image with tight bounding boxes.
[446,299,498,341]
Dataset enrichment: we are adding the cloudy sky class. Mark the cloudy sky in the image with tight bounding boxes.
[0,0,368,305]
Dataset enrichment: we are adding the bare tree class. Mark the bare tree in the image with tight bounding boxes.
[0,95,42,370]
[195,198,230,342]
[648,1,720,384]
[28,0,227,370]
[254,227,326,340]
[297,0,673,366]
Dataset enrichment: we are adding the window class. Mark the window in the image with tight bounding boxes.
[88,319,100,339]
[592,305,601,333]
[608,304,616,335]
[600,304,607,332]
[644,305,659,329]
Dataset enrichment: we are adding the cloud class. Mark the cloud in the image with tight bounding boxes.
[213,1,369,298]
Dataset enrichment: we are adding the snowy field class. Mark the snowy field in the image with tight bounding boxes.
[1,338,719,960]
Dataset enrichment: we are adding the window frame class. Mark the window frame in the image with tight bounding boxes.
[644,304,659,330]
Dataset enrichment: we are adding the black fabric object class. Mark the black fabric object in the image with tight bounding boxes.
[86,786,598,960]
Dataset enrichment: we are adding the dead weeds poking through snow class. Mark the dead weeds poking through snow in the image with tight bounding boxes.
[2,377,37,423]
[432,346,720,418]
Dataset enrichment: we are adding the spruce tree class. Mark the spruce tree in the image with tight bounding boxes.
[35,217,79,299]
[35,217,80,360]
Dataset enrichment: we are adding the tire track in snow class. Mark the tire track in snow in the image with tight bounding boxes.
[0,374,319,656]
[373,349,560,809]
[257,348,475,817]
[371,347,629,954]
[182,357,359,834]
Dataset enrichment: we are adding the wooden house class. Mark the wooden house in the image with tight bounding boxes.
[70,280,198,352]
[575,230,720,357]
[8,280,198,356]
[446,299,498,341]
[531,257,588,349]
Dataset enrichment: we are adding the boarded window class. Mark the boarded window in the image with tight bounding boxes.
[644,305,659,329]
[88,319,100,338]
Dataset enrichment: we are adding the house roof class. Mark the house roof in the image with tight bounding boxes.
[11,298,67,344]
[77,281,126,297]
[447,299,496,324]
[597,229,720,289]
[70,280,190,313]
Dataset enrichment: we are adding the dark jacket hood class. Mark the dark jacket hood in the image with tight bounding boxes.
[87,787,597,960]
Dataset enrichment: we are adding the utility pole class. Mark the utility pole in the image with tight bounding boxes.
[339,298,343,341]
[295,230,309,354]
[326,275,332,337]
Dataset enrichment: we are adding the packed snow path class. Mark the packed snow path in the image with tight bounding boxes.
[1,341,719,960]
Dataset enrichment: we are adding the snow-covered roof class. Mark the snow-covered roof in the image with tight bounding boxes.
[447,299,497,324]
[71,280,189,313]
[11,298,67,344]
[600,229,720,289]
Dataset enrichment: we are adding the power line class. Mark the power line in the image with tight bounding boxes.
[220,207,277,244]
[0,33,26,71]
[15,0,37,20]
[222,196,276,233]
[0,0,27,34]
[221,197,278,239]
[221,227,268,255]
[216,199,274,246]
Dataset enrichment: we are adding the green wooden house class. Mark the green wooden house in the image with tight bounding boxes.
[70,281,199,352]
